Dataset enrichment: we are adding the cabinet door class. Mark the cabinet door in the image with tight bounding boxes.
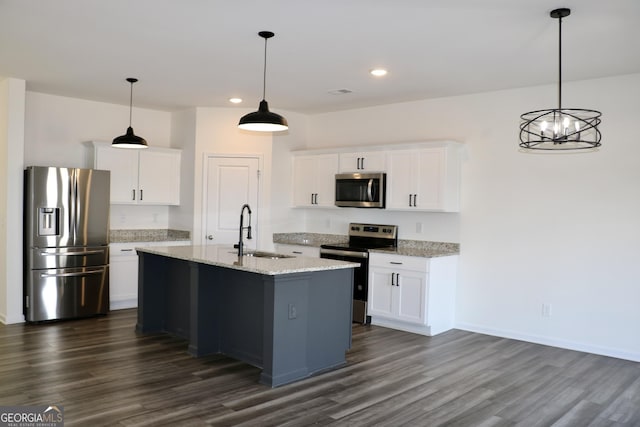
[138,149,181,205]
[292,156,317,207]
[292,154,338,207]
[109,247,139,309]
[387,147,456,212]
[314,154,338,207]
[95,146,138,204]
[368,266,395,318]
[414,148,444,210]
[386,150,419,209]
[339,152,386,172]
[395,270,427,324]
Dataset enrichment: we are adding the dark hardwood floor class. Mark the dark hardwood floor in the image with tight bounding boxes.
[1,309,639,426]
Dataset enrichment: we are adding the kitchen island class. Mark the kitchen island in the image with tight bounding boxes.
[135,245,358,387]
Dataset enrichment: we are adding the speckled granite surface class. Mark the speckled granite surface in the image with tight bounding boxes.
[137,245,359,276]
[110,229,190,243]
[272,232,348,247]
[374,240,460,258]
[272,233,459,258]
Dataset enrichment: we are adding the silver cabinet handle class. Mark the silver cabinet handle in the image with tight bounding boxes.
[140,189,143,201]
[292,251,303,254]
[132,189,136,200]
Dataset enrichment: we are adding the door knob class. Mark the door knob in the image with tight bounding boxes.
[207,235,214,240]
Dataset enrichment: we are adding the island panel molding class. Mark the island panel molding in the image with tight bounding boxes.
[135,245,356,387]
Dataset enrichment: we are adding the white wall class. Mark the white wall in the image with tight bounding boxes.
[24,92,174,230]
[169,108,198,232]
[0,77,25,324]
[300,73,640,361]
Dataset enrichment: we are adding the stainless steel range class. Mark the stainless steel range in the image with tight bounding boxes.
[320,223,398,324]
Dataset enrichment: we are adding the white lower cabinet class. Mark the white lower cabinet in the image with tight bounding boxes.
[274,243,320,258]
[109,241,190,310]
[368,252,458,336]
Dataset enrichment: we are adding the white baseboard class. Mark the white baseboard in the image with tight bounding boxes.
[0,312,25,324]
[370,318,433,336]
[456,322,640,363]
[109,299,137,311]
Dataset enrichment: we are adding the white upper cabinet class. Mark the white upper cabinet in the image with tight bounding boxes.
[292,154,339,207]
[93,142,181,205]
[338,151,386,172]
[292,141,461,211]
[387,144,460,212]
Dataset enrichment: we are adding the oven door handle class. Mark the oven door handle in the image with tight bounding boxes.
[320,248,369,258]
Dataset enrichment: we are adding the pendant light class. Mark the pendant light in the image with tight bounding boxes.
[519,8,601,150]
[238,31,288,132]
[113,77,148,149]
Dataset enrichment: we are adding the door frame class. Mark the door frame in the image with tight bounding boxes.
[200,153,264,246]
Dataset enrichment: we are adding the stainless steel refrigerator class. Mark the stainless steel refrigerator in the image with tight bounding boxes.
[24,166,110,322]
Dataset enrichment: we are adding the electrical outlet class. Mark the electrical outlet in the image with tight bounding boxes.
[542,303,552,318]
[416,222,423,233]
[288,303,297,319]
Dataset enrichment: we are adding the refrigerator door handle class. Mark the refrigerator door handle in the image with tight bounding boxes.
[39,249,106,256]
[40,269,104,279]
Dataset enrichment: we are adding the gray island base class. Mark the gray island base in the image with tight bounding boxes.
[135,245,357,387]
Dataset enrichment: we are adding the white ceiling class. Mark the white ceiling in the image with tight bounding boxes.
[1,0,639,114]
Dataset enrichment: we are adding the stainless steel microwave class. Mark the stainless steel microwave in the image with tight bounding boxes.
[335,172,386,208]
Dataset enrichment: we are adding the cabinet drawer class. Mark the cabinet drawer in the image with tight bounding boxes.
[369,252,428,272]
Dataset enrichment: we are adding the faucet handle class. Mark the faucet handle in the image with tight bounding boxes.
[233,244,240,249]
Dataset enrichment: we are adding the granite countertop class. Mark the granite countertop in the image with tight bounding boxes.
[272,232,347,247]
[273,233,459,258]
[110,229,191,243]
[136,245,359,276]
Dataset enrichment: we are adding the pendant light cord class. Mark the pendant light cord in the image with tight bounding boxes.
[262,36,268,101]
[557,14,563,110]
[129,81,134,127]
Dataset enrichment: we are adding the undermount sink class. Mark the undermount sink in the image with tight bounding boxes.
[246,251,295,259]
[230,250,295,259]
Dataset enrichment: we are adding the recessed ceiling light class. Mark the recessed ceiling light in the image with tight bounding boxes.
[370,68,388,77]
[229,97,243,104]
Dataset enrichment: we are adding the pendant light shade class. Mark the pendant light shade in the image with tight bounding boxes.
[238,31,288,132]
[519,8,602,151]
[113,78,148,149]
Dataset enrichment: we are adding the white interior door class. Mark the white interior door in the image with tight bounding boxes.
[203,155,260,248]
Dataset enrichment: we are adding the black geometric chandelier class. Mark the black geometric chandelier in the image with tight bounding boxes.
[519,8,602,151]
[238,31,288,132]
[113,78,148,149]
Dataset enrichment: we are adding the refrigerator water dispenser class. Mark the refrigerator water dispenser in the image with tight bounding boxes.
[38,207,59,236]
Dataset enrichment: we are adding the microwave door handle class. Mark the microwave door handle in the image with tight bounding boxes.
[367,179,374,201]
